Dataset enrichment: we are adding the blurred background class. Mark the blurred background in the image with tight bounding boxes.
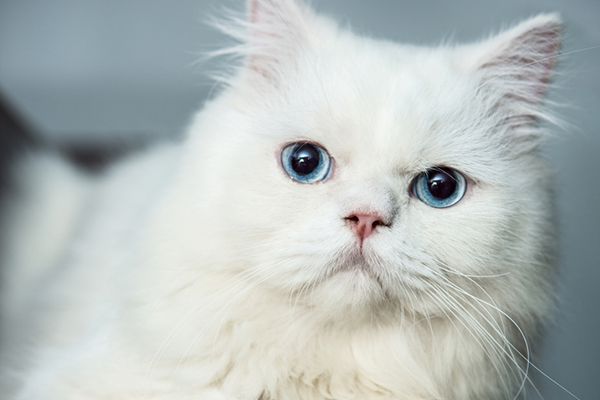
[0,0,598,398]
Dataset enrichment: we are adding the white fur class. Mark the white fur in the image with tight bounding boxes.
[0,1,562,399]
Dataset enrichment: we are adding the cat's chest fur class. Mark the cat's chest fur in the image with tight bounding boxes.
[201,316,438,400]
[127,286,472,400]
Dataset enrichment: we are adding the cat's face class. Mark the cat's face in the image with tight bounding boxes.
[189,0,560,317]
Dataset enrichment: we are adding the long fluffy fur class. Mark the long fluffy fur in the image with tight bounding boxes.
[0,1,563,399]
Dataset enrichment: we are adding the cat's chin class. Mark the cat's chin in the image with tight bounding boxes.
[305,267,389,316]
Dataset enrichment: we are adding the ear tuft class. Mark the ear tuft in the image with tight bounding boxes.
[463,14,563,147]
[474,13,563,103]
[207,0,313,85]
[244,0,312,82]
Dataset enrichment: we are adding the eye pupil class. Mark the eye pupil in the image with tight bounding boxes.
[291,145,320,176]
[427,170,457,200]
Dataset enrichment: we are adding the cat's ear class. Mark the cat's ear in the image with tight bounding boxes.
[243,0,314,83]
[468,13,562,103]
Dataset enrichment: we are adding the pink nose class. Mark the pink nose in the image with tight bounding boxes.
[345,212,387,243]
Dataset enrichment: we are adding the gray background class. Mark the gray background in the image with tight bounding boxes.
[0,0,598,398]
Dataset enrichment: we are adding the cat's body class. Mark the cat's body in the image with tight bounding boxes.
[0,1,562,399]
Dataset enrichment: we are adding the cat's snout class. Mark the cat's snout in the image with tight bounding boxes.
[344,212,389,245]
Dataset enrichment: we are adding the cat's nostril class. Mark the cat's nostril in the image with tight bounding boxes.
[372,219,385,228]
[345,215,360,224]
[344,212,388,243]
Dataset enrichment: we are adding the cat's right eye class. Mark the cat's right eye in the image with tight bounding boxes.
[281,142,333,184]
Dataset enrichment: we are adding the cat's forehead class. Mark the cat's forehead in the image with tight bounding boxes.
[280,39,482,173]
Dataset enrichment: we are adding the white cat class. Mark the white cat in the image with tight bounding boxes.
[0,0,563,399]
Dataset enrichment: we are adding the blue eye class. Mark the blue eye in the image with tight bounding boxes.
[412,167,467,208]
[281,142,333,184]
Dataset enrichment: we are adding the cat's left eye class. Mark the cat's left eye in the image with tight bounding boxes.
[411,167,467,208]
[281,142,333,184]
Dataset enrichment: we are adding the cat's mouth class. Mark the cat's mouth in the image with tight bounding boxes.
[330,247,381,279]
[329,244,431,291]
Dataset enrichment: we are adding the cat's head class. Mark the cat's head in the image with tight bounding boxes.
[184,0,562,320]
